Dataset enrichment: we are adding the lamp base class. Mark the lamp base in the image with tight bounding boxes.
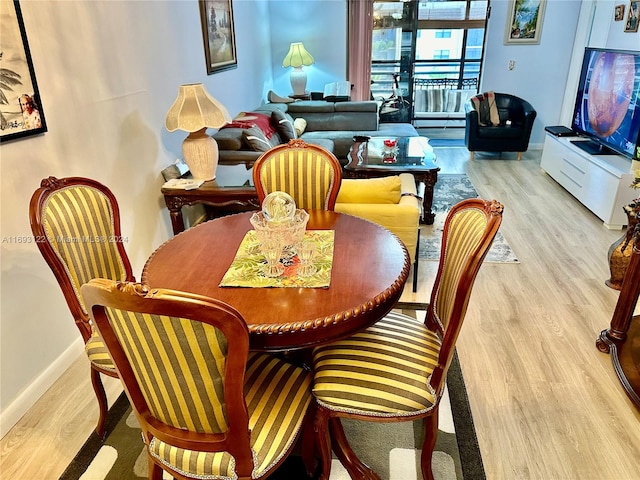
[182,128,219,181]
[289,67,308,96]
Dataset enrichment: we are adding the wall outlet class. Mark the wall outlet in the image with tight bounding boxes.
[508,60,515,70]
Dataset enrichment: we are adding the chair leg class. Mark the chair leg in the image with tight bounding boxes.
[470,151,475,161]
[413,228,420,293]
[90,366,108,439]
[421,407,440,480]
[148,455,163,480]
[329,417,380,480]
[314,406,333,480]
[517,151,522,161]
[301,402,319,478]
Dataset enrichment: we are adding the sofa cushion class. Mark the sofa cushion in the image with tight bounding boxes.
[272,110,296,141]
[337,176,402,205]
[287,101,335,114]
[243,126,272,152]
[300,123,419,161]
[334,101,378,113]
[226,112,276,139]
[214,127,244,151]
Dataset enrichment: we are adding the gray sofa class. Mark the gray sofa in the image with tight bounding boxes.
[213,100,419,166]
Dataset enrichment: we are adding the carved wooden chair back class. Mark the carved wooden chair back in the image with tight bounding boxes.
[252,139,342,210]
[311,198,503,480]
[81,279,314,480]
[29,176,134,437]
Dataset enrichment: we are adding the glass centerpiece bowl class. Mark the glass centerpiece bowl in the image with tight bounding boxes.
[249,192,310,276]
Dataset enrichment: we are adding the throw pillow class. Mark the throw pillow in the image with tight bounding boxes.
[271,110,296,141]
[224,112,276,139]
[446,89,476,113]
[336,176,402,205]
[242,126,271,152]
[425,89,446,112]
[470,91,500,126]
[293,117,307,137]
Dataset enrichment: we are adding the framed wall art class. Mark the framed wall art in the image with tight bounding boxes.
[615,4,626,21]
[199,0,237,75]
[0,0,46,143]
[504,0,547,45]
[625,0,639,32]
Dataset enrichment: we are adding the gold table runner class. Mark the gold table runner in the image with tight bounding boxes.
[219,230,334,288]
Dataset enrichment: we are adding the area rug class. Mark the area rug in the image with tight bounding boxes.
[60,353,485,480]
[428,138,466,147]
[420,174,519,263]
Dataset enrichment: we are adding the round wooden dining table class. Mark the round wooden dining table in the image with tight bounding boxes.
[142,210,410,352]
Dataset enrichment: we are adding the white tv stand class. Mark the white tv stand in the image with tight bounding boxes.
[540,133,636,229]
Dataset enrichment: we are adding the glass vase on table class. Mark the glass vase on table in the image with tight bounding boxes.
[259,236,285,277]
[296,238,317,277]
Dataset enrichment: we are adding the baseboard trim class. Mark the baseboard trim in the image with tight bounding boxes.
[0,337,84,439]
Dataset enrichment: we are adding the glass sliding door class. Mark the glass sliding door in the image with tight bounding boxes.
[371,0,489,124]
[371,1,415,102]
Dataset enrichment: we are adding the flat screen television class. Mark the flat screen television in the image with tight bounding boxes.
[571,47,640,160]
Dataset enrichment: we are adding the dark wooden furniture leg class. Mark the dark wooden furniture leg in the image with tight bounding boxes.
[164,196,186,235]
[596,224,640,410]
[415,171,438,225]
[329,418,380,480]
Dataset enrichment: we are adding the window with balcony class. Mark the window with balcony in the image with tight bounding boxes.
[370,0,489,123]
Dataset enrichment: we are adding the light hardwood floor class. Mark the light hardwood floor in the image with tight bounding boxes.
[2,147,640,479]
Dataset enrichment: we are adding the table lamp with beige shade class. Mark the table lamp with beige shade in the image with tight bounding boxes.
[282,42,314,96]
[165,83,231,181]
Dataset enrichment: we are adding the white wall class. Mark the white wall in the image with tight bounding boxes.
[0,0,275,436]
[268,0,347,98]
[481,0,583,148]
[483,0,639,149]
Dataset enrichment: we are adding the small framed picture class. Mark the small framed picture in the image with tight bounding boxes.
[615,4,625,21]
[504,0,546,45]
[625,0,640,32]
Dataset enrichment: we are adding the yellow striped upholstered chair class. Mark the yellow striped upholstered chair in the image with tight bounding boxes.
[312,198,504,480]
[29,176,134,438]
[81,279,315,480]
[252,139,342,210]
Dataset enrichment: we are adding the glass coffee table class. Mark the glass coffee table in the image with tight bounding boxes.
[345,136,440,224]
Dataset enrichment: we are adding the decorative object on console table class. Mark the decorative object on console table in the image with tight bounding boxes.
[0,0,47,143]
[165,83,231,181]
[606,202,640,289]
[282,42,314,96]
[198,0,237,74]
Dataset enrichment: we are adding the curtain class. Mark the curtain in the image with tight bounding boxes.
[347,0,374,101]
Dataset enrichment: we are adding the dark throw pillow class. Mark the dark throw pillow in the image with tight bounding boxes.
[242,126,271,152]
[271,110,296,141]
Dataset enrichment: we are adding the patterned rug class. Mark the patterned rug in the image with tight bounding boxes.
[60,353,485,480]
[420,174,519,263]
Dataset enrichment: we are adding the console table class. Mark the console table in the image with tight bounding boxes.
[162,164,259,234]
[596,224,640,411]
[540,133,637,229]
